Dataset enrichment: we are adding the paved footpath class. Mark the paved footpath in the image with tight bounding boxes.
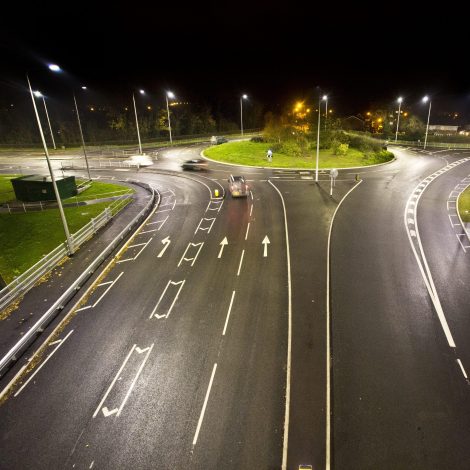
[0,181,152,375]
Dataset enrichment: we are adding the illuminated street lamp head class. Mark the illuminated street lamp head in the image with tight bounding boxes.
[33,91,42,98]
[422,95,429,103]
[48,64,61,72]
[397,96,403,103]
[322,95,328,101]
[167,91,175,99]
[139,89,145,95]
[242,94,248,99]
[81,86,87,90]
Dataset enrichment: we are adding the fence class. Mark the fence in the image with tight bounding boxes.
[0,193,133,311]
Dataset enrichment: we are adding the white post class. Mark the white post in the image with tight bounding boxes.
[325,97,328,131]
[330,175,333,196]
[240,97,244,136]
[27,75,74,254]
[42,96,56,150]
[133,93,143,154]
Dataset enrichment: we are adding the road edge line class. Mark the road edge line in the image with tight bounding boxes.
[326,179,363,470]
[268,180,292,470]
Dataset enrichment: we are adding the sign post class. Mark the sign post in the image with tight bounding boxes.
[330,168,338,196]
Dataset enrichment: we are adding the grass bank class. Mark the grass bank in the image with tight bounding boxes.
[204,141,393,168]
[458,186,470,223]
[0,177,134,284]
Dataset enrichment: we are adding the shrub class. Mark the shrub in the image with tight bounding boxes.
[335,143,349,156]
[250,136,266,143]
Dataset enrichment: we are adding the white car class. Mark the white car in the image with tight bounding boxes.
[124,154,154,167]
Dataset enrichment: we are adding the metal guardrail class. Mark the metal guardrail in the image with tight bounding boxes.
[0,185,157,374]
[0,194,133,311]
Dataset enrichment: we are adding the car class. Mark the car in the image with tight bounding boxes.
[227,174,249,197]
[210,135,228,145]
[181,159,208,171]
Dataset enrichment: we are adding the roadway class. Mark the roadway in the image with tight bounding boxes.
[1,144,470,469]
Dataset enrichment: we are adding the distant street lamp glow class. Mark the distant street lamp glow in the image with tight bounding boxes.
[33,91,42,98]
[139,89,145,95]
[240,94,248,136]
[422,95,432,149]
[166,91,176,144]
[395,96,403,142]
[48,64,61,72]
[81,86,87,90]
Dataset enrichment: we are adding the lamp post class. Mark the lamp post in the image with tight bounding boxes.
[323,95,328,131]
[166,91,175,144]
[240,94,248,136]
[27,74,74,254]
[395,97,403,142]
[315,94,327,182]
[422,95,432,150]
[33,91,56,150]
[132,89,144,154]
[73,91,91,179]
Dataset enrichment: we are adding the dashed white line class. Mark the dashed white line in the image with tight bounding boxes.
[222,291,236,336]
[237,250,245,276]
[245,222,251,240]
[250,204,253,217]
[192,363,217,446]
[457,359,468,379]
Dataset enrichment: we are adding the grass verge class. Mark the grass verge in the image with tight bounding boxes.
[458,186,470,223]
[204,141,393,169]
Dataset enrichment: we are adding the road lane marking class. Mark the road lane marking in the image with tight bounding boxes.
[245,222,251,240]
[250,204,253,217]
[218,237,228,259]
[93,345,137,418]
[268,180,292,470]
[456,235,467,253]
[91,272,124,309]
[157,236,171,258]
[14,330,74,397]
[194,217,216,234]
[192,363,217,446]
[326,179,363,470]
[149,280,186,319]
[237,250,245,276]
[222,291,236,336]
[178,242,204,267]
[262,235,270,257]
[117,343,154,416]
[147,215,169,230]
[457,359,468,379]
[138,228,158,234]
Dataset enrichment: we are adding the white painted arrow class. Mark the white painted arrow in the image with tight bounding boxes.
[262,235,270,257]
[102,406,119,417]
[218,237,228,259]
[157,236,171,258]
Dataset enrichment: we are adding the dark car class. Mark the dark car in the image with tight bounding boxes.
[228,174,249,197]
[181,159,208,171]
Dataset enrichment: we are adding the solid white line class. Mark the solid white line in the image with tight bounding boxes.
[14,330,74,397]
[92,272,124,308]
[194,218,203,234]
[222,291,236,336]
[325,179,363,470]
[97,281,113,287]
[245,222,251,240]
[93,344,136,418]
[237,250,245,276]
[457,359,468,379]
[268,180,292,470]
[117,343,154,416]
[250,190,253,200]
[138,229,158,234]
[133,238,152,260]
[76,305,92,312]
[127,242,146,249]
[192,363,217,446]
[0,365,27,401]
[250,204,253,217]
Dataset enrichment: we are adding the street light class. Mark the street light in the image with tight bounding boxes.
[166,91,175,144]
[73,90,91,179]
[323,95,328,131]
[240,94,248,136]
[27,74,74,254]
[315,94,328,182]
[33,91,56,150]
[132,90,144,154]
[422,95,432,149]
[395,97,403,142]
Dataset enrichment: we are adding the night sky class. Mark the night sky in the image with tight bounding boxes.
[1,0,469,116]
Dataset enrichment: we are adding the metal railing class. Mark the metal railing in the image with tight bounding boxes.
[0,194,132,311]
[0,185,157,374]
